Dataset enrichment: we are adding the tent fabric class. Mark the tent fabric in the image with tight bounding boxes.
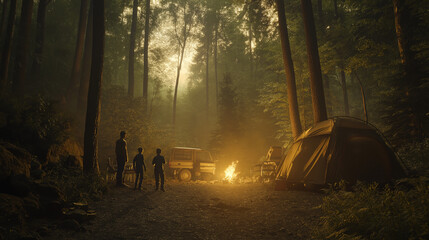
[276,117,406,185]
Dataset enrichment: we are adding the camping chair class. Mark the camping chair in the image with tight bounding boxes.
[105,158,136,184]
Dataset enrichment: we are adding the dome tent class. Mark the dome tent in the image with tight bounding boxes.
[275,117,406,188]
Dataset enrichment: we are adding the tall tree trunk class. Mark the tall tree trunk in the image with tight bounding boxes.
[340,70,349,115]
[31,0,49,84]
[301,0,327,123]
[333,0,338,19]
[393,0,421,137]
[83,0,104,176]
[248,16,253,82]
[13,0,33,94]
[353,72,368,122]
[172,38,186,126]
[128,0,138,98]
[205,30,210,120]
[77,1,93,115]
[0,0,16,91]
[393,0,416,81]
[68,0,89,100]
[143,0,150,108]
[0,0,8,40]
[275,0,303,138]
[317,0,331,117]
[214,16,218,113]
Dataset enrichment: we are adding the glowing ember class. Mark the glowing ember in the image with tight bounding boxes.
[224,161,239,183]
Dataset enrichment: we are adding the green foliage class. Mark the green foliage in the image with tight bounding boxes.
[397,138,429,176]
[315,179,429,240]
[0,95,70,160]
[43,163,107,202]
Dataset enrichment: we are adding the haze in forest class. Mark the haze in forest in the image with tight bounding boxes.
[0,0,427,175]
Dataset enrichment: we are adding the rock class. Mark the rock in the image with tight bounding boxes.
[0,193,26,228]
[30,169,45,180]
[22,193,40,216]
[58,219,81,231]
[34,183,65,203]
[46,138,83,168]
[33,183,65,217]
[6,174,32,197]
[0,143,31,180]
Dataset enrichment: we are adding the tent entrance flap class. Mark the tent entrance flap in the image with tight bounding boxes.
[287,136,330,185]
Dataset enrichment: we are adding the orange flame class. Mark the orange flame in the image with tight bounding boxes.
[224,161,239,183]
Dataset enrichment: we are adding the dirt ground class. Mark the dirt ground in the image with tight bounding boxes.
[47,179,323,240]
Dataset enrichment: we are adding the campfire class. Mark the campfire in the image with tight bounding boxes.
[223,161,239,183]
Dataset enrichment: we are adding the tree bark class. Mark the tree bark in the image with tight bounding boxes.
[214,16,218,113]
[301,0,327,123]
[173,37,186,126]
[128,0,138,98]
[172,4,192,126]
[393,0,416,81]
[248,5,253,83]
[83,0,104,175]
[31,0,49,84]
[68,0,89,100]
[316,0,331,117]
[205,27,210,121]
[340,70,349,115]
[13,0,33,94]
[353,72,368,122]
[143,0,150,108]
[77,1,93,114]
[275,0,303,138]
[0,0,8,40]
[0,0,16,91]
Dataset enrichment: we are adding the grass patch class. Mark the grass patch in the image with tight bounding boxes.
[315,179,429,240]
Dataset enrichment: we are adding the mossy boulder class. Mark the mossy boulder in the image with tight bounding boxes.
[46,138,83,168]
[0,193,26,228]
[0,143,32,180]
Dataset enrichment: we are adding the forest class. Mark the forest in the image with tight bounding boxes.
[0,0,428,239]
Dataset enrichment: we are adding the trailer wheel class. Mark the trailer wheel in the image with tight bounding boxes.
[179,169,192,182]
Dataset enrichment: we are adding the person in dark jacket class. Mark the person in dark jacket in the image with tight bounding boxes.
[115,131,128,186]
[152,148,165,191]
[133,147,146,190]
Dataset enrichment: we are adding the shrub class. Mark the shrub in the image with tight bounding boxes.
[315,179,429,240]
[43,162,107,202]
[397,138,429,176]
[0,95,70,160]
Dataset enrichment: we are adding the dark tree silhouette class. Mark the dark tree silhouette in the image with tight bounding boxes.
[0,0,8,39]
[301,0,327,123]
[0,0,16,91]
[275,0,302,138]
[31,0,51,83]
[68,0,89,100]
[128,0,138,98]
[78,1,93,114]
[143,0,150,107]
[13,0,33,94]
[83,0,105,175]
[340,70,349,115]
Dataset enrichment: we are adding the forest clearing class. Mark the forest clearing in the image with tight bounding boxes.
[46,181,323,240]
[0,0,428,239]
